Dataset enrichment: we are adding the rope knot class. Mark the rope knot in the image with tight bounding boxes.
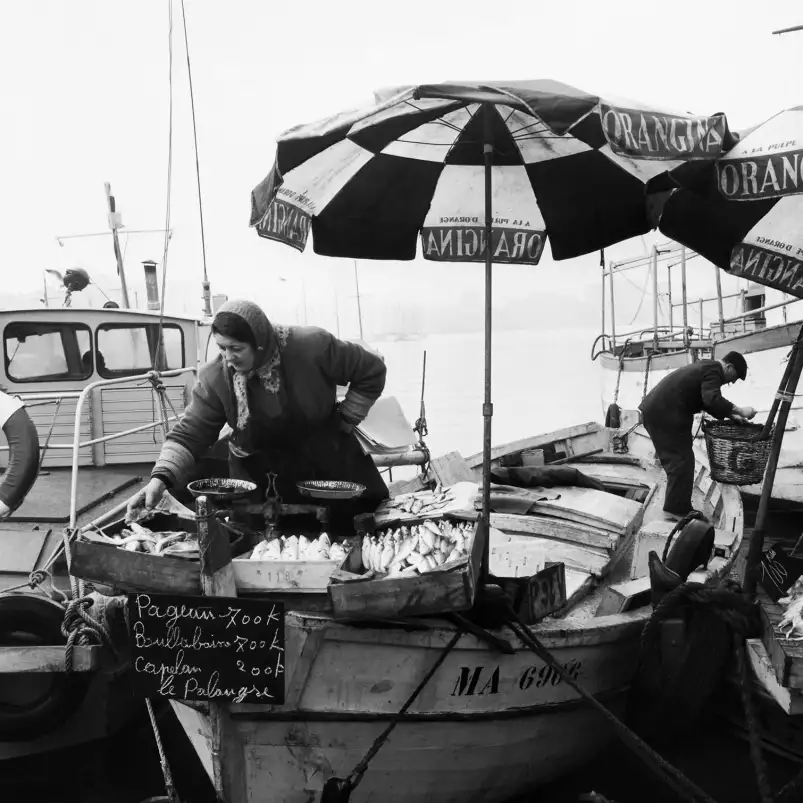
[28,570,48,589]
[60,595,117,673]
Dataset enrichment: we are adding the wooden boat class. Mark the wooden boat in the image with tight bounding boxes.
[596,241,803,506]
[166,420,744,803]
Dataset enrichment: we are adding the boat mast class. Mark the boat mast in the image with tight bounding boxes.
[105,182,132,308]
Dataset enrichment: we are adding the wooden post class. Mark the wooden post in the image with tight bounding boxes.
[609,262,617,351]
[196,495,246,803]
[745,326,803,598]
[652,246,659,351]
[681,247,689,348]
[667,263,673,337]
[713,262,725,337]
[601,262,606,346]
[104,182,131,309]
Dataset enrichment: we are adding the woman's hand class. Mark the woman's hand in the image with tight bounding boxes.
[126,477,167,522]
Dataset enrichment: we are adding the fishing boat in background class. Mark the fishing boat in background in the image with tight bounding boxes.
[109,419,742,803]
[594,240,803,507]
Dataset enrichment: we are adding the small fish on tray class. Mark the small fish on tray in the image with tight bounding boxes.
[249,532,353,563]
[359,518,473,580]
[381,486,456,516]
[94,521,200,559]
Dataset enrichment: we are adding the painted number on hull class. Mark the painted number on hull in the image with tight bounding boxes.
[450,660,582,696]
[518,659,582,690]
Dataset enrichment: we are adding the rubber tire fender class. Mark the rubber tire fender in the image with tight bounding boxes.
[0,593,91,741]
[0,406,40,513]
[665,519,715,582]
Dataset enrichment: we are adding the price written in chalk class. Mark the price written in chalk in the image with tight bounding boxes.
[127,592,285,704]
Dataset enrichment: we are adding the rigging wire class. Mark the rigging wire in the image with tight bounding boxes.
[179,0,210,290]
[153,0,174,370]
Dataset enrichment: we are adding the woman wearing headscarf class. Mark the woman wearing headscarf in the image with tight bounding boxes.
[126,300,388,522]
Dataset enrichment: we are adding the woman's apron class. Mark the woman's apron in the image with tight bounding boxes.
[227,368,387,528]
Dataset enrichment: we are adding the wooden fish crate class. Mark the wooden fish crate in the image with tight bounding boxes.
[232,534,358,595]
[328,512,484,621]
[72,514,354,598]
[71,512,202,595]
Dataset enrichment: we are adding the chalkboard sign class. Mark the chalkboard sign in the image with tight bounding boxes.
[127,592,285,704]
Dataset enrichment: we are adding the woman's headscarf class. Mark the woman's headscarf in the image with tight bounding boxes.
[212,300,289,432]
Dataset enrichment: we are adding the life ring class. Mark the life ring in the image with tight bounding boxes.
[0,398,40,514]
[0,594,91,741]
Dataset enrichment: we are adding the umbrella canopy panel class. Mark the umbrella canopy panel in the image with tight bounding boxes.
[654,105,803,297]
[251,80,736,264]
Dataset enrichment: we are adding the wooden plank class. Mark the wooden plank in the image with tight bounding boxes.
[0,529,48,574]
[428,451,476,486]
[595,577,651,617]
[488,512,617,551]
[464,422,602,469]
[0,645,99,673]
[524,486,643,535]
[746,638,803,716]
[489,532,610,576]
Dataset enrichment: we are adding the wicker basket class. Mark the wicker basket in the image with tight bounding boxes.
[702,419,774,485]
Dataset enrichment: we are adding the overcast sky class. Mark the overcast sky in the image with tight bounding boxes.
[1,1,802,332]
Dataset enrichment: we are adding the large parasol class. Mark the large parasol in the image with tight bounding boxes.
[650,105,803,298]
[250,78,737,570]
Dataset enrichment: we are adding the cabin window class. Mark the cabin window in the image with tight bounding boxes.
[3,322,92,383]
[96,324,184,378]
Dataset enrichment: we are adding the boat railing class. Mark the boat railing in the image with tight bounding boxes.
[598,241,798,359]
[17,369,200,529]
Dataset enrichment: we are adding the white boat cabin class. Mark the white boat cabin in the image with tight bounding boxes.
[0,307,209,469]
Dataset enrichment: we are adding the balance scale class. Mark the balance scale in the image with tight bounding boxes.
[188,474,366,539]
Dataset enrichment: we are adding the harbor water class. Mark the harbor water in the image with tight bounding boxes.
[1,327,800,802]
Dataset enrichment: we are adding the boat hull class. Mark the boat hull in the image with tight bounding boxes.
[173,694,627,803]
[171,611,643,803]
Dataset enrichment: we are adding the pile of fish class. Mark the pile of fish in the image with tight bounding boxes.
[106,522,199,558]
[779,575,803,640]
[361,518,474,579]
[381,486,456,517]
[249,532,350,562]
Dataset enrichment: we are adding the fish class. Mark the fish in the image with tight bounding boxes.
[281,535,299,561]
[380,541,395,571]
[329,542,347,563]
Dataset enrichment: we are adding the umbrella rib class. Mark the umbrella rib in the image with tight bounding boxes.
[397,99,467,134]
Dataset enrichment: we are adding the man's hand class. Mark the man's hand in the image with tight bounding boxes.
[732,406,757,422]
[0,500,10,520]
[126,478,167,522]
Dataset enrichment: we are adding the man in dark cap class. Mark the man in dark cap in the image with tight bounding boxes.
[639,351,755,521]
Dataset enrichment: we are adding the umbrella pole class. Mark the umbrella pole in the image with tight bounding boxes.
[481,106,493,578]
